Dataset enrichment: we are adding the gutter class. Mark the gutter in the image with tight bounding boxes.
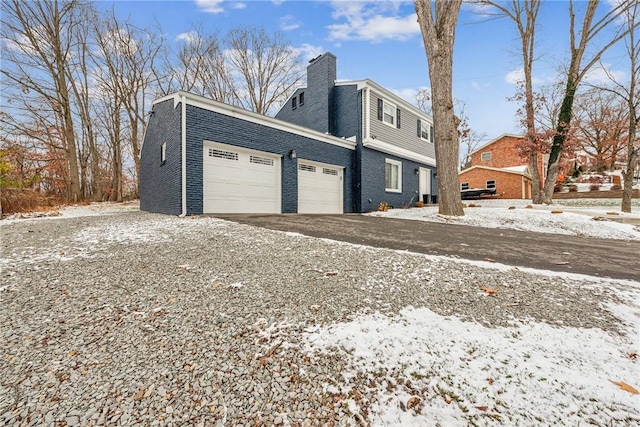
[180,94,187,217]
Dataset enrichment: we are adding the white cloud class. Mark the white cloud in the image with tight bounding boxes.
[230,2,246,9]
[194,0,224,14]
[272,0,285,5]
[583,63,626,84]
[293,43,325,63]
[327,1,420,42]
[504,68,525,85]
[280,15,301,31]
[504,67,545,86]
[176,31,199,44]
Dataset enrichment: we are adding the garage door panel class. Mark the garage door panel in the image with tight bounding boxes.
[298,160,343,214]
[203,143,281,214]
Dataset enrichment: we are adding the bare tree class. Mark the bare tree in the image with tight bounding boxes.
[92,11,164,199]
[619,0,640,212]
[593,1,640,213]
[574,88,629,172]
[224,27,304,115]
[415,88,433,116]
[159,26,232,103]
[1,0,85,202]
[415,0,464,216]
[479,0,546,202]
[541,0,637,203]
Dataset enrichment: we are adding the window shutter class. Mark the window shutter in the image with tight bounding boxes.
[396,109,401,129]
[430,125,434,143]
[417,119,422,138]
[377,99,383,121]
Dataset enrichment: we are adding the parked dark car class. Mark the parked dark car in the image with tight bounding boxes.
[461,188,497,200]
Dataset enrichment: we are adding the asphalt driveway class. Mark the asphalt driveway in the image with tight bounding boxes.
[215,214,640,281]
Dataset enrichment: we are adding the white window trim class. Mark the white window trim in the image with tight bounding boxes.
[481,152,491,161]
[385,158,402,193]
[382,100,397,128]
[420,120,431,142]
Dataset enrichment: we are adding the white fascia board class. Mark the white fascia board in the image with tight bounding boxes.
[338,79,434,123]
[363,137,436,167]
[153,91,356,151]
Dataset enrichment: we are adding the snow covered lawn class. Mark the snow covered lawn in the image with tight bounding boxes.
[368,198,640,240]
[2,201,639,425]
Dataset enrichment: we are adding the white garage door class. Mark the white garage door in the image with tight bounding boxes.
[203,142,281,213]
[298,160,343,214]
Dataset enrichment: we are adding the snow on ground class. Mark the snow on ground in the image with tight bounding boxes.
[306,311,638,425]
[3,200,640,425]
[368,198,640,240]
[303,300,639,426]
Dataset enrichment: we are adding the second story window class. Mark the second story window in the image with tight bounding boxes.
[378,98,399,128]
[418,120,431,142]
[481,152,491,161]
[292,97,297,110]
[160,142,167,165]
[299,92,304,106]
[383,101,395,126]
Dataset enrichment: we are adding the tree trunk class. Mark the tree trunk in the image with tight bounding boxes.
[529,154,544,203]
[415,0,464,216]
[542,81,577,203]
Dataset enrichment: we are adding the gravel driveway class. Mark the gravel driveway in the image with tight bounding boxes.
[1,211,638,426]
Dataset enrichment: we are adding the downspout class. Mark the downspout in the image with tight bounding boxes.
[180,93,187,217]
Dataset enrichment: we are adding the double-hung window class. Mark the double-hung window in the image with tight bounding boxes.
[418,120,431,142]
[383,101,396,127]
[385,159,402,193]
[461,182,469,190]
[486,180,496,189]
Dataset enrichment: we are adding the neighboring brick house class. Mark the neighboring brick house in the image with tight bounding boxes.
[140,52,437,215]
[459,134,545,199]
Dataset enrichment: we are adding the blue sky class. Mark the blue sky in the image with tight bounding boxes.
[99,0,632,142]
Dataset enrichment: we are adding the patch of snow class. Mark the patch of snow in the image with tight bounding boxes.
[303,304,639,426]
[368,199,640,240]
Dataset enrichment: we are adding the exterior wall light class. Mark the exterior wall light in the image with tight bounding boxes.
[289,149,297,159]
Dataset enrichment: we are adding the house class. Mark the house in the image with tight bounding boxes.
[458,134,544,199]
[140,52,437,215]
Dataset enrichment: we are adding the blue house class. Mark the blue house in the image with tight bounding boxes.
[140,52,436,215]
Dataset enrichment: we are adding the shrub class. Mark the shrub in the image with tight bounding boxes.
[611,184,622,191]
[554,183,564,193]
[568,185,578,192]
[589,184,600,191]
[415,200,424,208]
[378,201,389,212]
[1,188,65,216]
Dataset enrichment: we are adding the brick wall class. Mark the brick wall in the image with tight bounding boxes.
[139,99,183,215]
[360,147,437,211]
[459,168,531,199]
[470,135,545,187]
[185,105,356,214]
